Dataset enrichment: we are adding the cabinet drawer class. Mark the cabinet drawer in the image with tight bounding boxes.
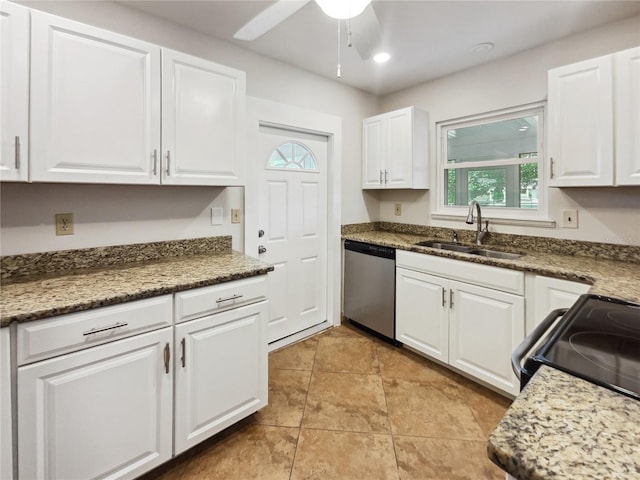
[174,275,267,323]
[17,295,173,366]
[397,250,524,295]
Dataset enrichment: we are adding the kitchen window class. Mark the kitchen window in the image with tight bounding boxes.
[436,103,550,225]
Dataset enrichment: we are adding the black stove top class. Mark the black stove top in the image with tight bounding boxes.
[524,295,640,400]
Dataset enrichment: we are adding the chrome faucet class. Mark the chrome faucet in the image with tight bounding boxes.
[466,201,489,245]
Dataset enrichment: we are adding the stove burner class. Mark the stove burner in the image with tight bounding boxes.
[569,332,640,384]
[607,309,640,335]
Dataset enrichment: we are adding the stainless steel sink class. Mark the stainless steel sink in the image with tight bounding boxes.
[468,249,522,260]
[414,240,522,259]
[413,240,475,253]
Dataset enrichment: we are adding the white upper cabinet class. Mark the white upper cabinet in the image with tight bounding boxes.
[30,10,161,184]
[548,46,640,187]
[28,11,246,186]
[362,106,429,189]
[0,0,29,182]
[615,47,640,186]
[161,49,245,186]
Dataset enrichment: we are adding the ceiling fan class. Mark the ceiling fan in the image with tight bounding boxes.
[233,0,383,64]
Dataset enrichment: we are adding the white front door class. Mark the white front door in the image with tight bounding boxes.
[258,126,328,343]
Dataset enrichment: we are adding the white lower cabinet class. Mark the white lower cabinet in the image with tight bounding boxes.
[18,327,173,480]
[528,275,590,334]
[1,327,13,480]
[174,300,268,454]
[396,251,525,396]
[396,268,449,363]
[448,281,524,395]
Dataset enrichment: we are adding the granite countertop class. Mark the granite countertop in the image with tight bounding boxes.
[342,230,640,303]
[488,366,640,480]
[0,238,273,327]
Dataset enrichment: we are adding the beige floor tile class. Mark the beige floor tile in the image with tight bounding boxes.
[302,371,391,433]
[255,368,312,427]
[383,377,486,441]
[291,429,399,480]
[394,435,505,480]
[451,381,512,438]
[318,323,367,338]
[151,424,299,480]
[314,335,379,374]
[377,342,463,385]
[270,336,318,371]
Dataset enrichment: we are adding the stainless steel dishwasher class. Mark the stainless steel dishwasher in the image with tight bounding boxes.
[343,240,396,342]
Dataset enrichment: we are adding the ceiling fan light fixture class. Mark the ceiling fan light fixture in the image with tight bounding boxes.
[373,52,391,63]
[315,0,371,20]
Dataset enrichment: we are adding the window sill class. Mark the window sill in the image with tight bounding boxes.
[431,213,556,228]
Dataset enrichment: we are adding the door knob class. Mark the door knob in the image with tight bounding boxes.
[258,229,265,238]
[258,245,267,254]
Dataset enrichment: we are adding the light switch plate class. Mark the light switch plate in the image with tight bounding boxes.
[231,209,241,224]
[394,203,402,216]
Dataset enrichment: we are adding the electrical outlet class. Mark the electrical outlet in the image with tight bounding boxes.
[231,209,242,224]
[561,209,578,229]
[55,213,74,235]
[394,203,402,216]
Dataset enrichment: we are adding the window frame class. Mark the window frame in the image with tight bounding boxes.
[434,102,550,224]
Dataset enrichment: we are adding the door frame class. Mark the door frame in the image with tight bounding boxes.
[245,97,342,348]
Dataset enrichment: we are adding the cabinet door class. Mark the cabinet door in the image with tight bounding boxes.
[531,276,589,334]
[0,0,29,182]
[396,267,449,363]
[18,327,173,480]
[30,11,161,184]
[615,46,640,186]
[162,49,245,186]
[362,116,385,188]
[174,300,268,454]
[386,108,413,188]
[1,327,12,480]
[449,281,524,396]
[548,55,614,186]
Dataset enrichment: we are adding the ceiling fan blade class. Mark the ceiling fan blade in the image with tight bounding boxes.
[347,4,382,60]
[234,1,310,41]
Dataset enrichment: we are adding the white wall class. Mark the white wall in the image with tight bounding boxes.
[1,0,379,255]
[378,16,640,245]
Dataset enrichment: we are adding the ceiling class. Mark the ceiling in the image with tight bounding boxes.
[119,0,640,95]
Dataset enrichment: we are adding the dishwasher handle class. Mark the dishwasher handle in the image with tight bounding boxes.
[511,308,567,380]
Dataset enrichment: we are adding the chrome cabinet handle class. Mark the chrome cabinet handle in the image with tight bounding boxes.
[258,229,265,238]
[153,149,158,175]
[550,157,555,179]
[258,245,267,254]
[384,169,388,184]
[180,338,186,368]
[83,322,128,336]
[163,343,171,374]
[15,136,20,169]
[165,151,171,176]
[216,294,244,304]
[379,170,383,184]
[441,287,446,307]
[449,289,454,308]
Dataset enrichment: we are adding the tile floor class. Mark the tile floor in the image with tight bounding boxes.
[142,323,512,480]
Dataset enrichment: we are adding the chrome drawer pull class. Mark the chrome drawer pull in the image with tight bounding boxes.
[441,287,446,307]
[216,294,244,304]
[83,322,128,336]
[180,338,186,368]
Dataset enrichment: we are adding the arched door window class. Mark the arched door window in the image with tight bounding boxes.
[266,142,318,172]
